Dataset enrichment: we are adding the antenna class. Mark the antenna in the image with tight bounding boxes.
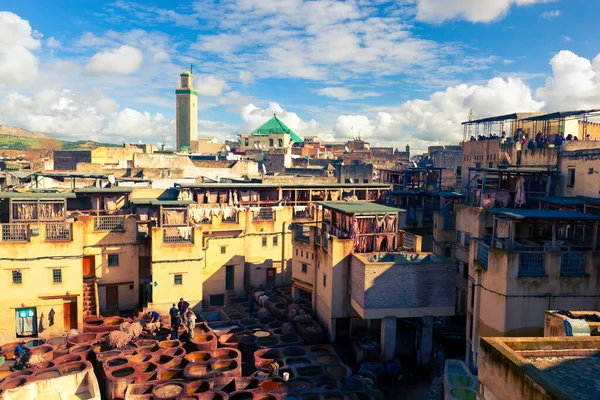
[190,64,193,74]
[226,145,231,152]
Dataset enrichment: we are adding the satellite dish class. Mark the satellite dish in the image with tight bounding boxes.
[345,146,349,152]
[254,143,258,149]
[412,161,418,168]
[108,175,116,184]
[262,164,267,174]
[138,140,142,144]
[226,145,231,151]
[274,144,278,149]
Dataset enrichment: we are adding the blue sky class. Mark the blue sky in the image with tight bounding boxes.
[1,0,599,153]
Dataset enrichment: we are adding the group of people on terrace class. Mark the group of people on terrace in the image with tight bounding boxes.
[469,128,592,147]
[146,297,196,341]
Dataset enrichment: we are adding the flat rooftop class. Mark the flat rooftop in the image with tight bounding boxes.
[355,252,446,264]
[175,183,391,189]
[481,336,600,400]
[490,208,600,221]
[319,201,402,215]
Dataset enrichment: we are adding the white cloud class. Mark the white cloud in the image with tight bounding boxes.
[331,77,542,148]
[46,37,61,48]
[536,50,600,111]
[317,87,380,101]
[541,10,560,20]
[194,74,229,97]
[564,36,572,42]
[240,102,320,135]
[0,89,174,145]
[152,51,170,63]
[85,45,143,74]
[239,71,254,87]
[414,0,552,23]
[0,12,40,85]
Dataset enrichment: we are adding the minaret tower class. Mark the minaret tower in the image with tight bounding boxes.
[176,68,198,150]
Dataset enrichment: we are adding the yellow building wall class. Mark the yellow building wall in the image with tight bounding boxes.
[90,146,144,165]
[0,222,85,345]
[239,133,291,152]
[78,215,140,312]
[149,225,204,314]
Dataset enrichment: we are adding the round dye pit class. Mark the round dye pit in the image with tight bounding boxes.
[310,346,333,355]
[186,351,211,363]
[32,369,60,380]
[214,360,238,372]
[154,382,185,398]
[257,337,278,347]
[106,358,128,367]
[297,366,323,377]
[129,353,152,363]
[213,349,238,359]
[111,366,135,378]
[327,365,349,377]
[158,340,180,348]
[286,357,311,366]
[316,355,339,365]
[187,364,212,376]
[60,362,87,375]
[283,347,307,357]
[260,379,284,392]
[288,378,313,391]
[229,392,253,400]
[186,380,210,393]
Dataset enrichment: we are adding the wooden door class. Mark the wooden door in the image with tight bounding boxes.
[106,286,119,311]
[63,301,77,330]
[266,268,276,287]
[63,302,70,330]
[225,266,234,290]
[83,256,95,278]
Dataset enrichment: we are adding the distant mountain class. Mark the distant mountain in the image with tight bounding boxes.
[0,125,52,139]
[0,126,119,152]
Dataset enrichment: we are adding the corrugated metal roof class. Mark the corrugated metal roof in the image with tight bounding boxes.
[519,109,600,122]
[491,209,600,221]
[74,187,133,194]
[532,196,584,206]
[0,191,76,199]
[248,116,304,143]
[319,201,403,215]
[462,112,544,125]
[175,183,391,189]
[30,172,109,179]
[130,198,196,206]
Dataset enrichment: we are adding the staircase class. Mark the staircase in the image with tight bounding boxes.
[83,279,97,317]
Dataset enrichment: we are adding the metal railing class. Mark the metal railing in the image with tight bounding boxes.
[252,208,274,221]
[45,223,72,241]
[1,224,29,242]
[294,225,310,243]
[94,216,125,232]
[560,252,587,276]
[518,251,545,277]
[293,209,313,220]
[477,241,489,268]
[323,233,329,250]
[163,227,194,244]
[315,229,321,245]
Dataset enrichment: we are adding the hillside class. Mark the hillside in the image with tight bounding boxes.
[0,126,120,152]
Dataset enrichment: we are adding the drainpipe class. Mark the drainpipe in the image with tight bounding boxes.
[94,278,100,318]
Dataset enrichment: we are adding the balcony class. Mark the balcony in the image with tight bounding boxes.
[293,208,313,220]
[1,223,29,242]
[294,225,310,243]
[252,208,274,221]
[163,227,193,244]
[45,223,72,241]
[94,216,125,232]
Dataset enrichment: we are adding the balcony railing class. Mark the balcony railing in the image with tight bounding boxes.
[323,233,329,251]
[252,208,274,221]
[45,223,72,241]
[403,232,416,251]
[477,241,489,268]
[294,225,310,243]
[1,224,29,242]
[163,227,193,244]
[94,216,125,232]
[560,252,587,276]
[293,209,313,220]
[518,251,545,277]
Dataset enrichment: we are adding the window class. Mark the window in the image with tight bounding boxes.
[296,249,298,256]
[278,139,283,147]
[311,253,314,260]
[463,263,468,279]
[323,273,327,287]
[174,274,183,285]
[363,179,369,183]
[317,260,320,269]
[456,230,462,244]
[52,269,62,284]
[488,162,493,168]
[465,233,471,246]
[568,168,576,187]
[444,247,452,258]
[301,263,308,273]
[301,250,304,257]
[12,270,22,284]
[221,246,227,254]
[107,254,119,267]
[244,138,249,146]
[262,237,268,247]
[269,138,274,147]
[457,166,462,176]
[273,236,278,246]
